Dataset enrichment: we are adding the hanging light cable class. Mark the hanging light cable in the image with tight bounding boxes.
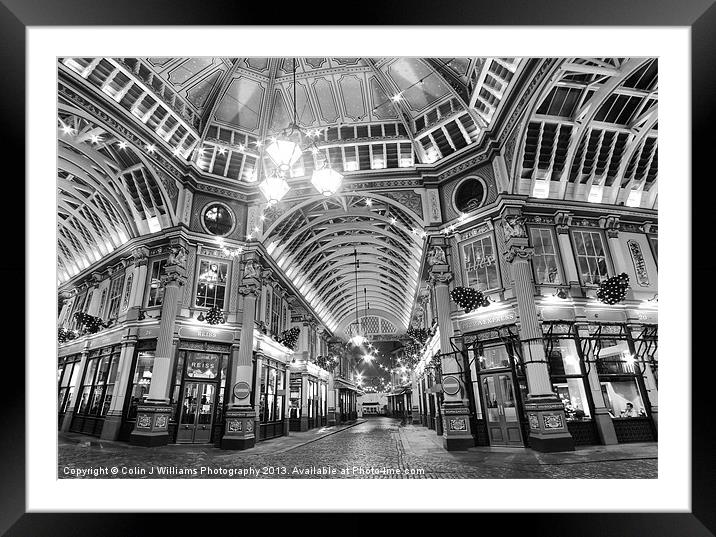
[349,248,365,346]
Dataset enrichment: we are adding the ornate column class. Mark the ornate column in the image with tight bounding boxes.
[123,246,150,321]
[575,323,618,444]
[427,236,474,451]
[221,255,261,450]
[502,211,574,452]
[130,242,187,446]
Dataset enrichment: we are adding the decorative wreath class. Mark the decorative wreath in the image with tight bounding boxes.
[596,273,630,305]
[450,286,490,313]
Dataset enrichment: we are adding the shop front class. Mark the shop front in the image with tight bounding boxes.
[583,323,657,443]
[464,325,527,448]
[335,378,358,423]
[288,360,329,432]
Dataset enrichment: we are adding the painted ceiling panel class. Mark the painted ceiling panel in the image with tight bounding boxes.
[338,75,367,122]
[214,77,264,131]
[311,77,340,124]
[168,58,216,86]
[385,58,450,114]
[186,70,222,110]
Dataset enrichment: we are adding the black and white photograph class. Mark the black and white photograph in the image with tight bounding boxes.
[5,10,708,531]
[54,55,661,480]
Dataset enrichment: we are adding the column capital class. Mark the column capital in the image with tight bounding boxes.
[503,244,535,263]
[600,215,621,238]
[428,271,453,286]
[238,284,261,297]
[554,211,572,234]
[160,264,187,287]
[131,246,151,267]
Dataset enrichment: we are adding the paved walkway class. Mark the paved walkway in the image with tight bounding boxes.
[58,417,657,479]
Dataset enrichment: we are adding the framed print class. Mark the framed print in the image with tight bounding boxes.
[4,0,713,534]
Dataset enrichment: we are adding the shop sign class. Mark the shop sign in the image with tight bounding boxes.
[178,324,235,342]
[187,354,219,378]
[442,375,461,396]
[632,310,657,323]
[459,309,516,333]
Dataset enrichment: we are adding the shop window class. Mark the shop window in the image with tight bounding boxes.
[461,234,500,292]
[477,343,511,370]
[545,335,591,421]
[75,346,121,417]
[259,363,284,424]
[57,355,81,414]
[529,227,562,284]
[106,273,125,319]
[571,230,609,285]
[146,259,167,307]
[127,350,155,420]
[195,260,228,309]
[289,377,301,418]
[591,327,649,419]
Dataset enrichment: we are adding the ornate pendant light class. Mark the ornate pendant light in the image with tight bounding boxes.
[258,170,290,206]
[258,58,343,204]
[311,166,343,197]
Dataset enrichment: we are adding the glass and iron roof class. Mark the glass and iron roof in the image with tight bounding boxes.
[57,57,658,334]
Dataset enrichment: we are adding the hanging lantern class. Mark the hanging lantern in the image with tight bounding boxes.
[259,171,290,206]
[311,167,343,196]
[265,135,302,174]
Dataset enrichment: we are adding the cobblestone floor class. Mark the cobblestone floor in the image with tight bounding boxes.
[58,417,657,479]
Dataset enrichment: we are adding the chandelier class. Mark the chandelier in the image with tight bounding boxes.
[258,58,343,205]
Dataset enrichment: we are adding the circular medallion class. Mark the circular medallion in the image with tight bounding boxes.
[233,381,251,400]
[442,375,460,396]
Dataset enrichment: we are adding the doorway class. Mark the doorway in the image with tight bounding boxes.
[480,372,523,446]
[177,382,216,443]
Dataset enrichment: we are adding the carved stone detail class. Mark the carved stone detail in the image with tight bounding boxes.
[503,245,535,263]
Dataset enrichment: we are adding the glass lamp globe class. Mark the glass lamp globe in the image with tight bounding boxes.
[265,136,302,174]
[258,172,290,206]
[311,167,343,196]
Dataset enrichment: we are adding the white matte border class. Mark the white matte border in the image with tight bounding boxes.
[28,26,690,512]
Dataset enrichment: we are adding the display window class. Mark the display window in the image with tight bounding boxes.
[586,324,651,420]
[58,354,81,414]
[75,345,121,418]
[127,349,155,420]
[259,362,285,424]
[543,324,593,422]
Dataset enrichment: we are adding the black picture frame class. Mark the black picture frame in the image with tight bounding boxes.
[5,1,713,534]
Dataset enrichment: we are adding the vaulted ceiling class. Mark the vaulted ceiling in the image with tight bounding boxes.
[57,56,658,332]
